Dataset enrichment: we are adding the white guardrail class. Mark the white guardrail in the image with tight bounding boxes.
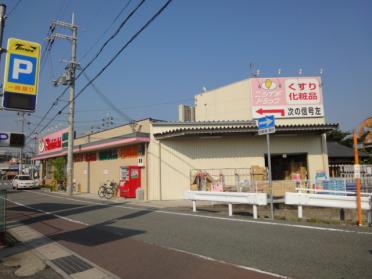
[184,191,267,219]
[285,189,372,224]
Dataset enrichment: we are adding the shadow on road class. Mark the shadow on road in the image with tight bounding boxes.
[6,200,149,248]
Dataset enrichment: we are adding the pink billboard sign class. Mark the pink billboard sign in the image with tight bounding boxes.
[250,77,324,119]
[38,128,69,154]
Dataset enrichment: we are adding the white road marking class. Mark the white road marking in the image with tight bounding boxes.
[166,246,288,278]
[7,198,89,226]
[7,190,372,279]
[17,190,372,235]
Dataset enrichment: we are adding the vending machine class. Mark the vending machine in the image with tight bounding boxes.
[119,166,142,198]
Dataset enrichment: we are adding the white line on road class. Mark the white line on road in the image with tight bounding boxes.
[16,190,372,236]
[7,192,289,279]
[7,198,89,226]
[166,246,288,278]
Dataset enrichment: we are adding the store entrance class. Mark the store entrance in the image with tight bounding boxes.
[265,153,308,180]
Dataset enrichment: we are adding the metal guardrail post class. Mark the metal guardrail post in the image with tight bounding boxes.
[0,190,6,244]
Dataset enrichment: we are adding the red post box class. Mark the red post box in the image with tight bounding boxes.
[119,166,142,198]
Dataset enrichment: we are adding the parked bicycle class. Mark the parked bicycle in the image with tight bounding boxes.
[98,180,118,199]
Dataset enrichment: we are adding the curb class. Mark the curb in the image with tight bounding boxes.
[7,222,120,279]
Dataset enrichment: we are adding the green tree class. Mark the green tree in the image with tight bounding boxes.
[52,157,66,182]
[327,128,353,147]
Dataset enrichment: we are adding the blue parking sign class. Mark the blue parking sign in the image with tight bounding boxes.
[2,38,41,112]
[8,54,37,85]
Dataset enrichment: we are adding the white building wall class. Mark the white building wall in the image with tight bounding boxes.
[148,127,325,200]
[194,78,325,125]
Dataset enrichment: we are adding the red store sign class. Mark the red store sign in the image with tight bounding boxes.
[38,128,68,154]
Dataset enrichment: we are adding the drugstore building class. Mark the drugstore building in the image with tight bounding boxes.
[33,77,337,200]
[146,76,337,199]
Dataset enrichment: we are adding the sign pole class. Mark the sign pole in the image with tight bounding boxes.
[353,131,362,226]
[19,112,25,174]
[266,133,274,220]
[0,4,6,64]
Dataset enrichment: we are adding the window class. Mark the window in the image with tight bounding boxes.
[99,149,118,160]
[120,145,139,158]
[85,152,97,162]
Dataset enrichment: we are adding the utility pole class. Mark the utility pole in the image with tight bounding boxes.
[0,4,6,103]
[47,14,77,196]
[18,112,25,174]
[0,4,6,64]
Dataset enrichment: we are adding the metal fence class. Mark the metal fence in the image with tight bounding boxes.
[0,190,6,242]
[189,168,372,197]
[329,164,372,179]
[190,168,253,192]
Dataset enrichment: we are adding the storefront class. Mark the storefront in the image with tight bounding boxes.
[146,76,338,200]
[32,119,153,198]
[33,76,338,201]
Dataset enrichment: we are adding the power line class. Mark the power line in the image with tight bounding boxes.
[7,0,22,16]
[36,0,173,137]
[27,0,147,138]
[73,98,194,113]
[77,0,146,80]
[80,0,133,62]
[82,71,134,123]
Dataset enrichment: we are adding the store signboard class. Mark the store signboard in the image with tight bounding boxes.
[250,77,324,119]
[0,132,25,147]
[2,38,41,112]
[38,128,68,154]
[0,132,10,147]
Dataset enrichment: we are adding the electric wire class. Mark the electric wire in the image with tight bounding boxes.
[76,0,146,81]
[6,0,22,17]
[79,0,133,62]
[81,71,134,123]
[27,0,147,139]
[36,0,173,137]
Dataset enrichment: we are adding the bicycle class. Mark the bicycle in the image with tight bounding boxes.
[98,180,117,199]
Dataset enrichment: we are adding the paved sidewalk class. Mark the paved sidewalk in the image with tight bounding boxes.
[6,222,120,279]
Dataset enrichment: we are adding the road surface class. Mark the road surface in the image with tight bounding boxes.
[4,190,372,279]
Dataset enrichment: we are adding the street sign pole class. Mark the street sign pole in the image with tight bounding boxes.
[353,131,362,226]
[266,133,274,220]
[257,115,275,220]
[0,4,6,64]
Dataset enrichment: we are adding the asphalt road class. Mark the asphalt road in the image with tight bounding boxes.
[5,190,372,279]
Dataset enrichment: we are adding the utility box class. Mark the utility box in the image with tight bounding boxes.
[136,188,144,201]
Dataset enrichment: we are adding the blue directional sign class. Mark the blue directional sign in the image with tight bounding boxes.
[257,115,275,135]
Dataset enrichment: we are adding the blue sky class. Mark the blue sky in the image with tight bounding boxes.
[0,0,371,148]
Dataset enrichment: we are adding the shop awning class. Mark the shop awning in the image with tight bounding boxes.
[153,122,338,140]
[32,133,149,161]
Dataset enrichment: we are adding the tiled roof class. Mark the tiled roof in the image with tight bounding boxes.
[327,141,369,158]
[154,123,338,139]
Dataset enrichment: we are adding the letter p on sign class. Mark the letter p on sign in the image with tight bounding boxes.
[8,54,37,85]
[12,58,33,79]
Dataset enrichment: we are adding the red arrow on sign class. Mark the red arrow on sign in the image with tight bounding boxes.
[256,108,285,116]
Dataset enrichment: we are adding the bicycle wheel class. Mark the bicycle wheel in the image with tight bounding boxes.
[98,186,106,198]
[104,187,114,199]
